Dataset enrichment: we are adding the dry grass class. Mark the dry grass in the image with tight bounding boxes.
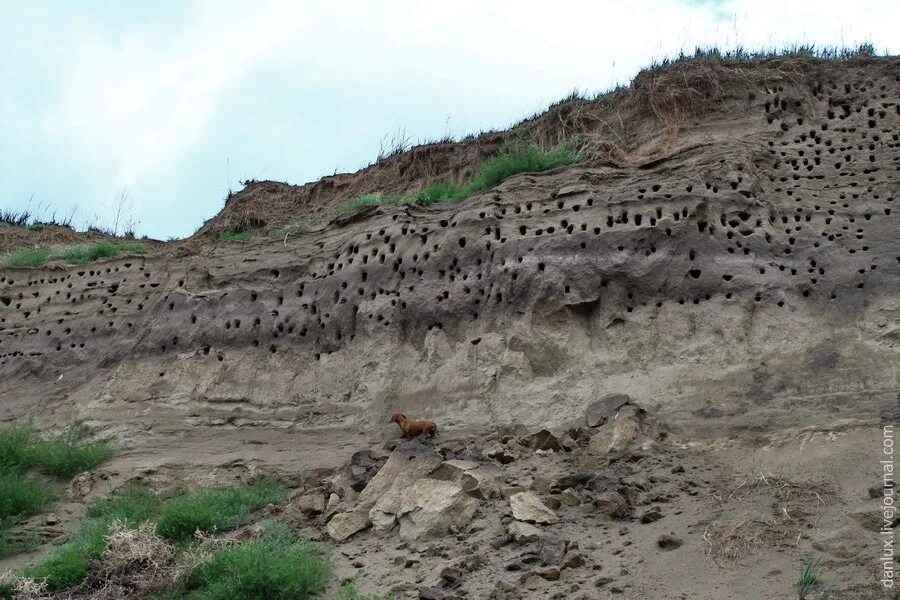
[702,472,829,565]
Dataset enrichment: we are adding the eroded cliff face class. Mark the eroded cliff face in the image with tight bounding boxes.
[1,58,898,441]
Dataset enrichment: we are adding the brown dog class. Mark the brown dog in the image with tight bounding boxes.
[389,412,437,439]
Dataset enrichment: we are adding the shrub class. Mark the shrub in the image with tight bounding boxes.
[26,427,113,478]
[180,522,330,600]
[0,475,56,521]
[156,481,289,542]
[336,583,391,600]
[0,425,34,475]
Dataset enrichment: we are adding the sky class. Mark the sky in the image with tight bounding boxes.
[1,1,897,240]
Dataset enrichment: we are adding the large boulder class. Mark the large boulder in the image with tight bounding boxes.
[586,402,659,456]
[396,478,478,541]
[328,441,442,541]
[509,491,559,525]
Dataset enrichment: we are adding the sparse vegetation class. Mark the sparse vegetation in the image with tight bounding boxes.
[217,230,255,242]
[335,141,581,216]
[2,241,146,268]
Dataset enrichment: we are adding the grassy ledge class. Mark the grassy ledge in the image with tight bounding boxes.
[334,140,581,216]
[2,241,146,269]
[217,230,255,242]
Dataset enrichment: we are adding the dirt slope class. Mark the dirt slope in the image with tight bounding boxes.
[0,54,898,598]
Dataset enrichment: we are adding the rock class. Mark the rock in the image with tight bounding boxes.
[533,566,561,581]
[583,394,633,428]
[489,580,522,600]
[507,521,543,544]
[520,429,564,452]
[291,489,327,515]
[594,492,631,519]
[539,538,567,566]
[657,534,683,550]
[556,183,591,197]
[43,513,59,526]
[67,472,94,501]
[461,466,501,500]
[363,441,445,532]
[429,459,482,482]
[510,492,559,525]
[298,526,323,541]
[640,509,663,523]
[419,587,451,600]
[486,443,517,464]
[562,550,586,569]
[551,472,592,492]
[396,478,478,541]
[543,496,561,510]
[326,507,371,542]
[586,402,659,458]
[622,474,651,491]
[560,488,581,507]
[440,565,463,587]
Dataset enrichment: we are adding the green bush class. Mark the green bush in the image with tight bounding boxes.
[0,425,34,475]
[0,475,56,521]
[336,583,391,600]
[335,141,581,216]
[181,521,330,600]
[3,248,52,268]
[156,481,289,542]
[26,428,113,478]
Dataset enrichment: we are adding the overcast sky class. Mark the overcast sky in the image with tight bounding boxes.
[1,0,897,240]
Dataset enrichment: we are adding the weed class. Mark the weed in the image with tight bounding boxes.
[217,230,255,242]
[3,248,52,268]
[797,557,829,599]
[179,521,330,600]
[156,481,289,542]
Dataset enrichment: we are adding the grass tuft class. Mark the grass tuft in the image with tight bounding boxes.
[180,520,330,600]
[334,194,407,217]
[156,480,289,542]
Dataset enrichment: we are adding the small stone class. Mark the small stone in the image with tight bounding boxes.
[539,538,567,566]
[560,488,581,507]
[657,534,683,550]
[507,521,543,544]
[640,509,663,524]
[594,492,631,519]
[419,587,451,600]
[562,551,586,569]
